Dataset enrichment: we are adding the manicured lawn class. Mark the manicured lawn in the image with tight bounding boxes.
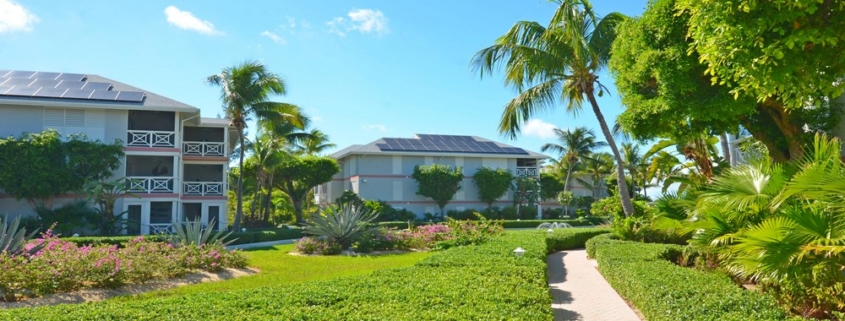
[109,244,433,302]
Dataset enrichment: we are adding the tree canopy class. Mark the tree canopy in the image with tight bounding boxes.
[412,164,463,220]
[0,130,123,208]
[472,167,513,208]
[272,156,340,224]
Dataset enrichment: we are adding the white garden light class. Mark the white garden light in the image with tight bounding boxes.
[513,247,526,257]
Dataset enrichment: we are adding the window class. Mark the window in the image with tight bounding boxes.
[43,108,104,141]
[150,202,173,224]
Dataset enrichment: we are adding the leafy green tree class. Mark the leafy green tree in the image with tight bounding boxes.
[557,191,575,216]
[576,152,615,199]
[272,156,340,225]
[471,167,513,208]
[412,164,463,220]
[541,127,606,193]
[539,172,565,200]
[207,60,308,231]
[472,0,636,216]
[510,175,540,217]
[0,130,123,208]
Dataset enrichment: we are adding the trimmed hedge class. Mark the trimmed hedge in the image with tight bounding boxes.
[63,228,303,247]
[1,231,557,320]
[545,228,610,253]
[374,219,600,230]
[585,237,793,321]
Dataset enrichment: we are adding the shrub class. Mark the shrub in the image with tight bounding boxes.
[436,216,504,250]
[501,206,519,220]
[0,216,42,256]
[585,238,790,321]
[542,208,563,219]
[545,228,610,253]
[166,218,234,247]
[445,208,477,220]
[34,201,99,236]
[304,202,378,249]
[293,237,342,255]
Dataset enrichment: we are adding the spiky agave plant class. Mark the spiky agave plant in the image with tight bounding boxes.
[167,218,235,247]
[0,216,42,256]
[304,202,379,250]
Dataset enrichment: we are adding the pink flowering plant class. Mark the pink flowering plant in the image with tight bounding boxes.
[0,229,246,302]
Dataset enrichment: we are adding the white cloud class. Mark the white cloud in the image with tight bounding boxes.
[0,0,38,34]
[522,119,557,139]
[164,6,220,35]
[327,9,389,37]
[362,124,387,132]
[260,31,286,45]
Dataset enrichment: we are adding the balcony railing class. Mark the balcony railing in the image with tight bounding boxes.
[183,182,224,196]
[516,167,538,177]
[127,130,176,147]
[127,177,175,193]
[183,141,225,156]
[146,223,173,234]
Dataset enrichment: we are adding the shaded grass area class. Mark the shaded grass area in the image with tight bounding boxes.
[109,244,433,302]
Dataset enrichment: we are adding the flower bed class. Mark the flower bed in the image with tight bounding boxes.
[0,231,246,301]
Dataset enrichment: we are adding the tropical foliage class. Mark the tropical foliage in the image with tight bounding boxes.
[472,0,636,216]
[166,218,235,247]
[272,156,340,225]
[411,164,464,220]
[471,167,513,208]
[303,202,379,250]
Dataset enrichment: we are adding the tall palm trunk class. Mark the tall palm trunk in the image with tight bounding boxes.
[586,92,636,216]
[261,174,274,225]
[563,160,575,192]
[234,129,245,231]
[720,132,731,165]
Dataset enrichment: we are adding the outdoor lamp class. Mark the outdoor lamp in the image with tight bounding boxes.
[513,247,526,257]
[547,228,554,234]
[241,228,247,233]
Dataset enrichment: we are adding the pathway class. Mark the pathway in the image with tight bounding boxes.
[547,249,641,321]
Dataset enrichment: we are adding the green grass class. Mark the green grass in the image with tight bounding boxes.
[109,244,433,302]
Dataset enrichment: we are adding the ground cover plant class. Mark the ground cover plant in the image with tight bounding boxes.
[0,229,606,320]
[0,230,245,302]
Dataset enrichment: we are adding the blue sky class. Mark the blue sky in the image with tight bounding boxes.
[0,0,649,157]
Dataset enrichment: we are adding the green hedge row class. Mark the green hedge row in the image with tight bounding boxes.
[545,228,610,253]
[585,235,794,321]
[63,228,303,247]
[1,230,560,320]
[374,219,600,230]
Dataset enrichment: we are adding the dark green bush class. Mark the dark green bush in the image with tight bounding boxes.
[545,228,610,253]
[445,208,477,220]
[586,238,791,321]
[64,235,167,247]
[63,228,302,247]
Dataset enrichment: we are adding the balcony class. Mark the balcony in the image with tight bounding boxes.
[183,164,224,196]
[183,141,225,156]
[183,182,224,196]
[126,177,175,193]
[182,126,225,156]
[516,167,538,177]
[127,110,176,148]
[126,155,175,193]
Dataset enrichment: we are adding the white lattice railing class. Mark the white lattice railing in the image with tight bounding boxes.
[183,182,224,196]
[126,177,174,193]
[147,223,173,234]
[127,130,175,147]
[516,167,539,177]
[183,141,225,156]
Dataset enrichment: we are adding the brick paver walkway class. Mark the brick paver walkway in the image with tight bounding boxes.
[547,250,641,321]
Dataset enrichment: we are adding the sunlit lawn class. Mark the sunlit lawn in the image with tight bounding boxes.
[109,244,433,302]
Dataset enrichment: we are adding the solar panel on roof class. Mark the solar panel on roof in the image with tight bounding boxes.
[83,82,112,91]
[55,73,86,81]
[2,78,35,87]
[89,90,119,100]
[0,70,11,77]
[55,80,86,90]
[115,91,145,102]
[33,87,68,98]
[5,86,40,96]
[30,79,61,88]
[31,72,62,80]
[62,89,94,99]
[0,86,12,94]
[7,71,36,78]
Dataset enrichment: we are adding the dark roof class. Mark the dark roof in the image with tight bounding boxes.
[332,134,547,159]
[0,70,198,112]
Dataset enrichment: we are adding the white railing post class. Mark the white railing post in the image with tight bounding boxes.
[127,130,176,147]
[182,141,225,156]
[126,177,175,193]
[182,181,224,196]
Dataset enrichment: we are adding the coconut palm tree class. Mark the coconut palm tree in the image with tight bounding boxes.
[472,0,635,216]
[294,128,336,156]
[207,60,307,231]
[619,142,648,197]
[541,126,606,193]
[576,152,615,198]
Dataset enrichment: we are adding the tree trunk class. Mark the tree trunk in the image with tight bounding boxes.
[739,100,804,163]
[586,92,636,217]
[563,161,575,192]
[233,131,245,231]
[261,174,274,225]
[293,198,304,225]
[720,132,731,165]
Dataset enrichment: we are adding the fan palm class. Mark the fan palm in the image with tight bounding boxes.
[207,60,307,230]
[541,126,606,193]
[472,0,635,216]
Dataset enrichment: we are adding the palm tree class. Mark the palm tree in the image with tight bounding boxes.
[620,142,646,197]
[472,0,635,216]
[576,152,615,198]
[541,127,606,194]
[207,60,307,231]
[294,128,336,156]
